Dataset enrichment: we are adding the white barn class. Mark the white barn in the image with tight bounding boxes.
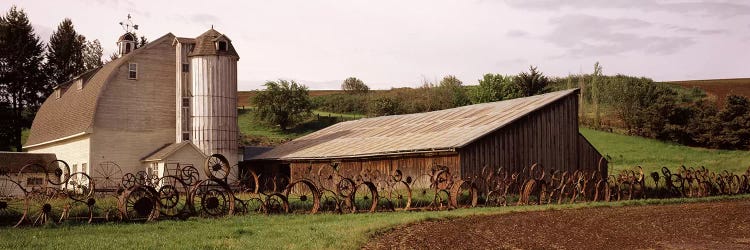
[24,28,240,180]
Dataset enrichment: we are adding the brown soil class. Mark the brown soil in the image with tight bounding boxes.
[365,199,750,250]
[668,78,750,106]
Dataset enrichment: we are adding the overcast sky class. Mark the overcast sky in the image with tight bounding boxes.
[3,0,749,90]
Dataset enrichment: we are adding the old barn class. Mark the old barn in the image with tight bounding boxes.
[248,89,606,183]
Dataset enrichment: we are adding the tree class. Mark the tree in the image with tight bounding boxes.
[46,18,86,85]
[82,39,103,70]
[514,65,550,97]
[252,79,313,130]
[468,73,519,104]
[438,75,470,107]
[591,62,602,128]
[138,35,148,48]
[0,6,50,151]
[341,77,369,94]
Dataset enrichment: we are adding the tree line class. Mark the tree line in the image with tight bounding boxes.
[0,6,124,151]
[254,63,750,150]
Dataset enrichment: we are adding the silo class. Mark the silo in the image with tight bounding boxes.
[187,29,240,168]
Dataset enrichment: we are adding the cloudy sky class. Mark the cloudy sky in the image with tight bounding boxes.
[3,0,749,90]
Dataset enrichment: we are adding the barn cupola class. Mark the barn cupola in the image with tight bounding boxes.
[117,32,136,56]
[116,14,139,57]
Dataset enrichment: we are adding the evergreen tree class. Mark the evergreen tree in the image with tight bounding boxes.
[46,18,86,84]
[0,6,50,151]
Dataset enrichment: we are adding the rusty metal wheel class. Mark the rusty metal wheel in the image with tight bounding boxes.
[263,193,289,214]
[180,166,200,186]
[387,181,412,211]
[205,154,231,181]
[0,178,25,227]
[192,179,234,217]
[337,178,356,198]
[24,187,64,226]
[94,162,123,192]
[119,185,160,221]
[17,163,50,189]
[47,160,70,186]
[238,169,260,194]
[318,189,341,213]
[284,179,320,214]
[450,180,478,208]
[348,182,378,213]
[122,173,137,189]
[485,190,506,207]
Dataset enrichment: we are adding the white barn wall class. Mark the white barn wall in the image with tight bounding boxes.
[26,135,90,174]
[90,37,177,177]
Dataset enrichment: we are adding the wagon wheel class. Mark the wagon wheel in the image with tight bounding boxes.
[122,173,138,189]
[23,187,64,226]
[387,181,412,210]
[316,163,339,190]
[237,169,259,194]
[157,176,188,218]
[432,170,452,190]
[65,172,95,203]
[391,169,403,183]
[0,178,26,227]
[242,196,265,214]
[47,160,70,186]
[136,171,150,186]
[192,179,234,217]
[17,163,50,190]
[318,189,342,213]
[450,180,478,209]
[336,178,356,198]
[204,154,231,181]
[95,162,123,191]
[263,193,289,214]
[485,190,506,207]
[284,180,320,214]
[347,182,378,213]
[430,189,451,210]
[119,185,160,221]
[410,174,433,209]
[180,165,200,186]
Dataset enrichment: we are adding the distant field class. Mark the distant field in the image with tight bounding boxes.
[666,78,750,106]
[580,127,750,175]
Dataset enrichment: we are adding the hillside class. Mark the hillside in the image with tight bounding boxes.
[666,78,750,106]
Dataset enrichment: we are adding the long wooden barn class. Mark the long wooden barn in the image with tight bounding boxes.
[248,89,606,183]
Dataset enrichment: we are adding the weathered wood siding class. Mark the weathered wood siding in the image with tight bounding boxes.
[459,94,602,177]
[288,153,460,186]
[577,133,608,175]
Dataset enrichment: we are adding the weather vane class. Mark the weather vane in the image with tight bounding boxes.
[119,14,139,33]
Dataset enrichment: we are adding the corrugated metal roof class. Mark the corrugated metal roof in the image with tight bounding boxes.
[253,89,578,160]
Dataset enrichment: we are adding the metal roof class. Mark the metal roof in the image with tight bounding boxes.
[253,89,579,161]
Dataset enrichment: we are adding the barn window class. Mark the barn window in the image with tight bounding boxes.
[182,132,190,141]
[182,97,190,107]
[128,63,137,79]
[125,43,132,54]
[217,41,227,51]
[182,63,189,73]
[81,163,87,173]
[26,177,44,186]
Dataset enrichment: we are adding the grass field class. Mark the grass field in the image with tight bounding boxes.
[1,195,748,250]
[238,108,364,145]
[580,127,750,175]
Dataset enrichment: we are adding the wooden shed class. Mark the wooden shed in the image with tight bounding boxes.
[248,89,606,183]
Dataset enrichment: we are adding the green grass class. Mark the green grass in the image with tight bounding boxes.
[580,127,750,175]
[2,195,748,250]
[238,108,364,145]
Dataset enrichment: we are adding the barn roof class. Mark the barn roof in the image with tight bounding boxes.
[253,89,579,161]
[24,33,176,148]
[141,141,206,162]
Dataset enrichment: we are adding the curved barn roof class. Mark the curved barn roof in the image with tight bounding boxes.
[25,33,175,148]
[253,89,579,161]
